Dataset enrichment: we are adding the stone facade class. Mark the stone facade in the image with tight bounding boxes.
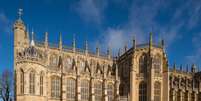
[13,9,201,101]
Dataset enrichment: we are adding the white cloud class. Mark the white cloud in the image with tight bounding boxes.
[72,0,107,25]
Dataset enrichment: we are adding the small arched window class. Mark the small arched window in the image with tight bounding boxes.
[51,76,60,98]
[66,78,76,101]
[139,81,147,101]
[107,83,114,101]
[29,70,35,94]
[94,81,102,101]
[139,54,147,74]
[80,80,90,101]
[154,82,161,101]
[20,69,24,94]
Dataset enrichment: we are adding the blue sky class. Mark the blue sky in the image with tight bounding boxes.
[0,0,201,72]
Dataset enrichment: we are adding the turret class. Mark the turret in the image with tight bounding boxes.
[14,9,28,47]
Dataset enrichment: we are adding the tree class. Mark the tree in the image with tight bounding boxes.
[0,69,13,101]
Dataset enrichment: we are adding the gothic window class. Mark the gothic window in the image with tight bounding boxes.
[80,80,90,101]
[107,83,114,101]
[40,72,44,96]
[29,70,35,94]
[64,57,72,69]
[94,81,102,101]
[154,82,161,101]
[139,81,147,101]
[66,78,76,101]
[191,92,195,101]
[139,54,147,74]
[20,69,24,94]
[51,76,60,98]
[50,54,58,66]
[153,55,161,76]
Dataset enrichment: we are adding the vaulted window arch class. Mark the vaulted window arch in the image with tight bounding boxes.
[29,70,35,94]
[66,78,76,101]
[107,83,114,101]
[51,76,61,98]
[94,81,102,101]
[20,69,24,94]
[154,82,161,101]
[139,81,147,101]
[139,53,147,74]
[80,80,90,101]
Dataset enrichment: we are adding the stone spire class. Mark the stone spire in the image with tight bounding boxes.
[45,32,48,48]
[72,34,76,52]
[124,44,127,52]
[59,32,62,50]
[85,40,88,54]
[30,30,35,46]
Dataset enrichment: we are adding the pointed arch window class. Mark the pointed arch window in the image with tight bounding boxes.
[80,80,90,101]
[94,81,102,101]
[154,82,161,101]
[139,81,147,101]
[20,69,24,94]
[153,55,161,76]
[40,72,44,96]
[107,83,114,101]
[66,78,76,101]
[51,76,60,98]
[139,54,147,74]
[29,70,35,94]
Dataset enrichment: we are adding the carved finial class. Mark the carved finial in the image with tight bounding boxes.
[118,48,121,57]
[59,32,62,50]
[124,44,127,52]
[30,29,35,46]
